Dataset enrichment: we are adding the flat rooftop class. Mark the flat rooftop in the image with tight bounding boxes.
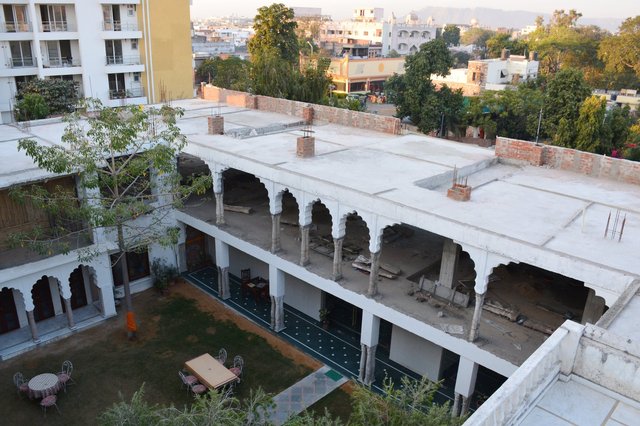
[1,99,638,286]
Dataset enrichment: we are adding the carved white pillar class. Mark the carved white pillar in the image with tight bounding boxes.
[298,199,313,266]
[23,295,39,342]
[457,243,511,343]
[359,310,380,385]
[207,163,226,226]
[58,278,75,329]
[215,239,230,300]
[367,250,381,297]
[268,188,283,254]
[332,237,344,280]
[439,238,460,289]
[269,264,286,332]
[94,253,116,317]
[366,218,386,298]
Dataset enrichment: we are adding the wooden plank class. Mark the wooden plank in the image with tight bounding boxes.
[223,204,252,214]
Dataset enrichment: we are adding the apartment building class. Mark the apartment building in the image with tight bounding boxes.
[0,0,193,124]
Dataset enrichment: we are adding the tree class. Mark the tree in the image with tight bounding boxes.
[294,57,332,103]
[196,57,250,91]
[486,34,527,58]
[18,78,78,116]
[460,28,495,51]
[442,25,461,47]
[385,39,456,134]
[598,16,640,80]
[542,68,591,140]
[10,99,211,337]
[14,93,49,121]
[574,96,607,152]
[251,46,298,98]
[248,3,299,65]
[452,51,471,68]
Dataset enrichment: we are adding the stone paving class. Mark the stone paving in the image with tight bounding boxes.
[267,365,348,425]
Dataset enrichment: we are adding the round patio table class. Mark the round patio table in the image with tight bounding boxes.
[28,373,61,399]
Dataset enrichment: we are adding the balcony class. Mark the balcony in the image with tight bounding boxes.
[109,87,144,100]
[106,55,141,66]
[1,22,32,32]
[10,57,36,68]
[43,57,81,68]
[102,21,138,31]
[41,21,76,32]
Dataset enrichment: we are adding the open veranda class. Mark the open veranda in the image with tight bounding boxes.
[0,282,352,425]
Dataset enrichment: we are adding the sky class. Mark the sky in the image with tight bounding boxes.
[190,0,639,20]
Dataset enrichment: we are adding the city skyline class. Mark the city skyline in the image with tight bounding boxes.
[190,0,638,21]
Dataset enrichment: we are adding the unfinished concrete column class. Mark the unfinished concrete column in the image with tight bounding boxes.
[582,287,606,324]
[358,310,380,385]
[271,213,281,253]
[469,292,486,342]
[27,310,39,342]
[439,238,460,289]
[215,239,231,300]
[63,297,75,329]
[269,264,286,332]
[453,357,479,417]
[300,224,311,266]
[367,250,381,297]
[332,237,344,281]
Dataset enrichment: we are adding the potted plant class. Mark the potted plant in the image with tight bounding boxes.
[151,258,179,295]
[319,308,331,330]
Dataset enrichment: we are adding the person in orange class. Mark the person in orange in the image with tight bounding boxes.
[126,311,137,340]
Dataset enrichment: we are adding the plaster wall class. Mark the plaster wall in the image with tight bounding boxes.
[284,272,322,320]
[390,324,444,381]
[228,246,268,280]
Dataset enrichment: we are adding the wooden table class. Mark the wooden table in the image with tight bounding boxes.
[184,353,238,390]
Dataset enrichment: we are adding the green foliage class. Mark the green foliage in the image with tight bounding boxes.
[460,28,495,51]
[442,25,461,47]
[349,376,465,426]
[598,16,640,81]
[574,96,607,153]
[248,3,299,65]
[14,93,49,121]
[542,68,591,140]
[151,258,179,292]
[196,57,250,91]
[451,51,471,68]
[12,99,212,312]
[385,39,460,134]
[386,49,400,58]
[295,57,332,103]
[17,78,78,116]
[486,34,528,58]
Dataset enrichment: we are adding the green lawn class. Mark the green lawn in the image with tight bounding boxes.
[0,290,315,425]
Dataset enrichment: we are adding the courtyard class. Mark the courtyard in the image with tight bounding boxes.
[0,282,352,424]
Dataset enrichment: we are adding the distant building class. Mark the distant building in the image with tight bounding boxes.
[432,51,539,96]
[0,0,194,123]
[328,56,405,94]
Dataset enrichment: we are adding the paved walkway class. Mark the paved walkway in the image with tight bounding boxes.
[267,365,348,425]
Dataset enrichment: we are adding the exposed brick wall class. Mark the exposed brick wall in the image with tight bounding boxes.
[495,137,544,166]
[496,136,640,186]
[201,85,401,135]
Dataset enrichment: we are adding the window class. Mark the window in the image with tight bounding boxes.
[40,5,67,31]
[9,41,33,67]
[363,31,369,36]
[3,5,29,32]
[108,72,126,98]
[127,5,136,17]
[102,5,121,30]
[133,72,141,82]
[110,250,150,286]
[105,40,123,64]
[131,39,138,50]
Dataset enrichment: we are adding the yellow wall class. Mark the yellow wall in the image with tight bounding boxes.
[138,0,193,103]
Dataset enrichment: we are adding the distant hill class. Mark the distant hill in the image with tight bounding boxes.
[412,6,623,32]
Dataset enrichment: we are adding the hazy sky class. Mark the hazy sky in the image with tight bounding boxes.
[190,0,639,20]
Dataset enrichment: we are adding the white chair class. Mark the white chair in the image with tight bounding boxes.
[179,370,198,393]
[216,348,227,366]
[57,360,75,392]
[13,372,29,397]
[229,355,244,383]
[41,395,60,417]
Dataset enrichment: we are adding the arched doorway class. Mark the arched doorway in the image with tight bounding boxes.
[0,287,19,334]
[68,267,88,309]
[32,276,55,322]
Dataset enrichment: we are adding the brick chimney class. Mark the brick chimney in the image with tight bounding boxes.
[302,105,314,124]
[296,125,315,158]
[208,115,224,135]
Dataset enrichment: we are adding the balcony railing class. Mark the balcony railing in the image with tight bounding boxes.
[10,56,36,68]
[1,21,32,32]
[106,55,141,66]
[43,57,81,68]
[41,21,76,32]
[102,21,138,31]
[109,87,144,100]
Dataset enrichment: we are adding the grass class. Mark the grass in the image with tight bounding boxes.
[0,289,314,425]
[304,385,354,423]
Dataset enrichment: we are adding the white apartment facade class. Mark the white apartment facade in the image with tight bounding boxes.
[0,1,148,123]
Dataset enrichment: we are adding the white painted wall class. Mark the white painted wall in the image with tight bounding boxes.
[390,324,445,381]
[228,246,268,279]
[284,273,322,319]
